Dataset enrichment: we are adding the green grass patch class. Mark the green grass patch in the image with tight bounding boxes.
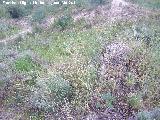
[14,55,41,72]
[19,28,106,62]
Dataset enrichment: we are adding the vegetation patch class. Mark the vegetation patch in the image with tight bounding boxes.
[32,6,46,23]
[128,0,160,9]
[0,23,20,39]
[14,55,41,72]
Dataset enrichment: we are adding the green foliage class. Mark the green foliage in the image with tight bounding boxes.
[7,5,27,18]
[129,0,160,9]
[25,80,36,87]
[29,75,74,112]
[90,0,106,6]
[32,7,46,23]
[75,0,111,9]
[46,75,73,102]
[14,56,40,72]
[75,0,91,8]
[128,95,142,109]
[0,23,20,39]
[0,80,5,87]
[0,23,11,32]
[136,109,160,120]
[27,111,45,120]
[0,0,33,18]
[0,5,9,18]
[100,92,115,108]
[1,7,159,119]
[137,111,152,120]
[55,15,73,30]
[32,24,43,34]
[4,0,33,18]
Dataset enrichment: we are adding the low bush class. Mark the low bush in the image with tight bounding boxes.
[0,5,9,18]
[7,5,27,18]
[136,108,160,120]
[32,7,46,23]
[0,23,20,39]
[46,75,74,102]
[128,0,160,9]
[90,0,106,6]
[55,15,73,30]
[1,0,33,19]
[29,75,74,111]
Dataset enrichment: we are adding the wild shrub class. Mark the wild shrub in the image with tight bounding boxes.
[46,75,74,102]
[32,24,43,34]
[0,23,9,31]
[4,0,33,18]
[136,111,152,120]
[32,7,46,23]
[7,5,27,18]
[29,75,74,111]
[136,108,160,120]
[75,0,91,8]
[55,15,73,30]
[75,0,111,9]
[0,5,9,18]
[0,23,20,39]
[90,0,106,6]
[127,95,142,109]
[128,0,160,9]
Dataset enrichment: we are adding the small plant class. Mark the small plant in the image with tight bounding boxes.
[136,109,160,120]
[14,55,40,72]
[0,5,9,18]
[0,23,9,32]
[46,75,74,102]
[100,92,115,108]
[126,72,136,85]
[95,92,115,110]
[128,95,142,109]
[32,7,46,23]
[55,15,73,30]
[90,0,106,6]
[0,22,20,39]
[29,75,74,111]
[7,5,26,18]
[32,24,43,34]
[136,111,151,120]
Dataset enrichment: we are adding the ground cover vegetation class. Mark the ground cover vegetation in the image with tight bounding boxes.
[0,0,160,119]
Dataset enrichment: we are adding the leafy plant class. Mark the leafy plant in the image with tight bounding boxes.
[136,108,160,120]
[7,5,27,18]
[100,92,115,108]
[0,23,20,39]
[90,0,106,6]
[32,7,46,23]
[137,111,152,120]
[128,95,142,109]
[0,5,9,18]
[46,75,73,102]
[127,0,160,9]
[55,15,73,30]
[28,75,74,112]
[14,55,40,72]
